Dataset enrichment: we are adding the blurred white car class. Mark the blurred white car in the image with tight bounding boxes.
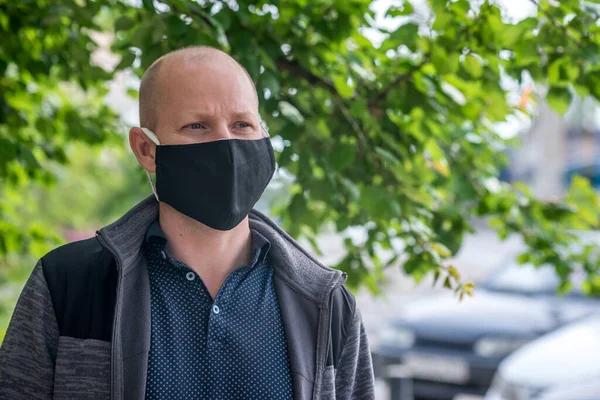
[485,315,600,400]
[537,380,600,400]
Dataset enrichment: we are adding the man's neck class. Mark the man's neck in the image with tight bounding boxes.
[158,202,253,299]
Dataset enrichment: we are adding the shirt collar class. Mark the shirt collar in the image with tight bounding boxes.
[144,219,271,266]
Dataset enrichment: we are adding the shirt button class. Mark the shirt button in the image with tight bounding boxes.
[160,250,166,260]
[212,305,220,315]
[186,272,195,281]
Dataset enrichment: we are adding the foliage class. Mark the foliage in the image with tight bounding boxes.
[0,0,122,256]
[0,142,150,339]
[2,0,600,298]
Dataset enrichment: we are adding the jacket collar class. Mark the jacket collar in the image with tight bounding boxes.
[97,195,344,307]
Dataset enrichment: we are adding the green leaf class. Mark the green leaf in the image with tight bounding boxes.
[385,2,414,17]
[126,88,138,99]
[464,54,483,78]
[340,177,360,200]
[431,242,452,258]
[588,75,600,101]
[213,11,232,30]
[564,63,579,81]
[446,53,460,74]
[448,266,461,280]
[502,25,524,47]
[131,23,152,48]
[463,282,474,296]
[115,52,136,70]
[279,101,304,125]
[360,185,393,220]
[332,75,354,99]
[517,253,530,264]
[375,146,400,166]
[17,145,41,170]
[548,59,578,87]
[388,23,419,50]
[330,143,357,171]
[403,257,419,274]
[142,0,155,11]
[558,280,572,295]
[166,15,188,37]
[260,70,280,97]
[449,0,470,15]
[140,46,163,70]
[115,16,134,31]
[547,87,572,115]
[548,60,562,85]
[431,47,458,75]
[517,17,539,31]
[433,10,452,31]
[259,48,277,71]
[431,0,448,12]
[425,139,444,161]
[443,276,452,289]
[431,45,445,68]
[242,54,260,81]
[433,268,441,286]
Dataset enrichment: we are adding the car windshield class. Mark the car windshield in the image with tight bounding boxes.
[483,263,582,295]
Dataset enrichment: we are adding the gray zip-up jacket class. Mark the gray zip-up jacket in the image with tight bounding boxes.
[0,196,375,399]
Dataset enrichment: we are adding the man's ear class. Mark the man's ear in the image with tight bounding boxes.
[129,127,157,173]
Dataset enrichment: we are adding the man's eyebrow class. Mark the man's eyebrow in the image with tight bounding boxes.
[230,111,258,121]
[181,111,257,121]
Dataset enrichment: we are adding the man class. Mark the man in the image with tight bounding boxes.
[0,46,374,399]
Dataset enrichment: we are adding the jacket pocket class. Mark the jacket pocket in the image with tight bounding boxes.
[321,365,337,399]
[53,336,111,400]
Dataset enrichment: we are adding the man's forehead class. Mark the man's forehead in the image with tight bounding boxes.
[139,46,259,129]
[158,49,249,86]
[160,65,255,104]
[158,53,256,101]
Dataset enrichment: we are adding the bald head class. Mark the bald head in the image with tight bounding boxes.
[139,46,259,131]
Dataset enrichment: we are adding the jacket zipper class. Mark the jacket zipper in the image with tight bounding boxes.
[313,271,347,399]
[96,231,123,400]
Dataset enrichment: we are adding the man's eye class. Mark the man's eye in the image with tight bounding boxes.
[236,122,251,129]
[188,123,205,129]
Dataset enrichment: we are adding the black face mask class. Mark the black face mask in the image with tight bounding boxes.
[141,128,276,231]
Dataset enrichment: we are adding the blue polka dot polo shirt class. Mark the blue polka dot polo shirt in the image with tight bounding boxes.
[143,220,293,399]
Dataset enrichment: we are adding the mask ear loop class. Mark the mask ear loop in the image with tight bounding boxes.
[140,127,161,202]
[259,117,270,138]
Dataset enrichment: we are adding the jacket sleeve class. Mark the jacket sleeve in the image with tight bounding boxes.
[0,260,59,399]
[334,307,375,399]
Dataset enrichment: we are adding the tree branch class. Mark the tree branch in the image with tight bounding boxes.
[367,1,489,114]
[171,3,214,29]
[528,0,582,47]
[367,57,429,114]
[275,58,337,93]
[276,58,369,155]
[332,95,369,155]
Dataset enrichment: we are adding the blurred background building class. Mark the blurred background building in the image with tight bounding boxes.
[503,94,600,199]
